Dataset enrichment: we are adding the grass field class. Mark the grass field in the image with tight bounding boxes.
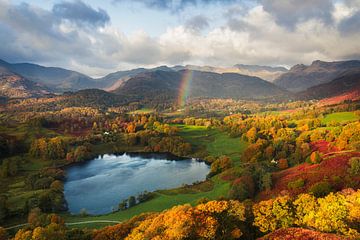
[175,124,247,161]
[322,112,359,124]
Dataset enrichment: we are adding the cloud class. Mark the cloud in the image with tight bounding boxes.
[338,10,360,34]
[113,0,238,11]
[261,0,334,30]
[185,15,209,32]
[0,0,359,77]
[53,0,110,27]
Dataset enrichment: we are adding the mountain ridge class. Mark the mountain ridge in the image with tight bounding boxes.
[274,60,360,92]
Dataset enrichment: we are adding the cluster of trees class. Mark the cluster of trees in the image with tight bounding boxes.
[12,208,92,240]
[24,169,67,213]
[29,137,67,161]
[0,156,22,178]
[94,200,247,240]
[118,191,155,211]
[224,113,359,169]
[65,145,93,163]
[12,189,358,240]
[208,156,233,177]
[145,136,192,157]
[253,189,360,237]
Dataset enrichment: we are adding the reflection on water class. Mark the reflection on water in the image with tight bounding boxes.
[64,153,209,214]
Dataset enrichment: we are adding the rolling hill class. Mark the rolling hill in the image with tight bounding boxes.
[297,69,360,101]
[0,66,49,98]
[113,70,289,102]
[274,60,360,92]
[173,64,287,82]
[0,59,97,92]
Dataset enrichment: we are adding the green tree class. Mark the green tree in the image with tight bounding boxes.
[128,196,136,208]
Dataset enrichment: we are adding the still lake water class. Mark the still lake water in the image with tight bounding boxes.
[64,153,210,214]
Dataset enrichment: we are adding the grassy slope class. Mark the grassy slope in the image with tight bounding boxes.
[62,125,245,228]
[322,111,359,124]
[175,124,247,161]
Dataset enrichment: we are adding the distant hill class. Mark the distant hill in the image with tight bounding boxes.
[297,69,360,100]
[0,59,97,92]
[113,70,289,102]
[100,66,175,91]
[60,89,128,108]
[0,66,50,98]
[173,64,287,82]
[274,60,360,92]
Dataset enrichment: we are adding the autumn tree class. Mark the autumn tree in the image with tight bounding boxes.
[253,195,294,233]
[0,227,8,240]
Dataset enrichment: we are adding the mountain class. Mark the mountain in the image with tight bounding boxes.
[113,70,289,102]
[60,89,129,108]
[99,66,175,91]
[274,60,360,92]
[297,69,360,101]
[0,66,50,98]
[173,64,287,82]
[232,64,288,81]
[0,59,97,92]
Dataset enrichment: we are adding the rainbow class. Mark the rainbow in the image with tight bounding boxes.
[177,69,193,108]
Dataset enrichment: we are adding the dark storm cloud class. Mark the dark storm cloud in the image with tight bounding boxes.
[338,10,360,35]
[261,0,334,30]
[53,0,110,27]
[185,15,209,32]
[0,1,112,68]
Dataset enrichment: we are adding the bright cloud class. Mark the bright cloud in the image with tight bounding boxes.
[0,0,359,76]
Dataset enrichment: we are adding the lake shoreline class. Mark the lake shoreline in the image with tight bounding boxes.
[63,153,210,215]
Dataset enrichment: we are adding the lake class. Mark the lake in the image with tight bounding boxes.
[64,153,210,215]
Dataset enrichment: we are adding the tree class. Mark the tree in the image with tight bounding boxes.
[229,175,255,201]
[278,158,288,169]
[209,156,232,177]
[0,227,8,240]
[50,180,63,192]
[128,196,136,208]
[28,208,46,228]
[118,200,127,211]
[260,172,272,191]
[309,181,333,198]
[245,127,257,143]
[348,157,360,176]
[308,151,322,164]
[253,195,295,233]
[0,196,7,224]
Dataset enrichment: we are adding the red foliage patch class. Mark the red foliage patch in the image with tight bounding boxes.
[259,227,348,240]
[311,140,338,154]
[318,90,360,107]
[257,151,360,200]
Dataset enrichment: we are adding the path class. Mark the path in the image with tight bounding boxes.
[4,220,121,230]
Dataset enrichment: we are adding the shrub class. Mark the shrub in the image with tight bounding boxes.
[229,182,249,201]
[307,151,322,164]
[288,178,305,190]
[208,156,233,177]
[348,157,360,176]
[278,159,289,169]
[0,227,8,240]
[260,173,272,191]
[309,181,333,198]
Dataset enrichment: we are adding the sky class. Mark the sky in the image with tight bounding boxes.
[0,0,360,77]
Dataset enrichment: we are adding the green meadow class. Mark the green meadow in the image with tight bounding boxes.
[322,111,359,124]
